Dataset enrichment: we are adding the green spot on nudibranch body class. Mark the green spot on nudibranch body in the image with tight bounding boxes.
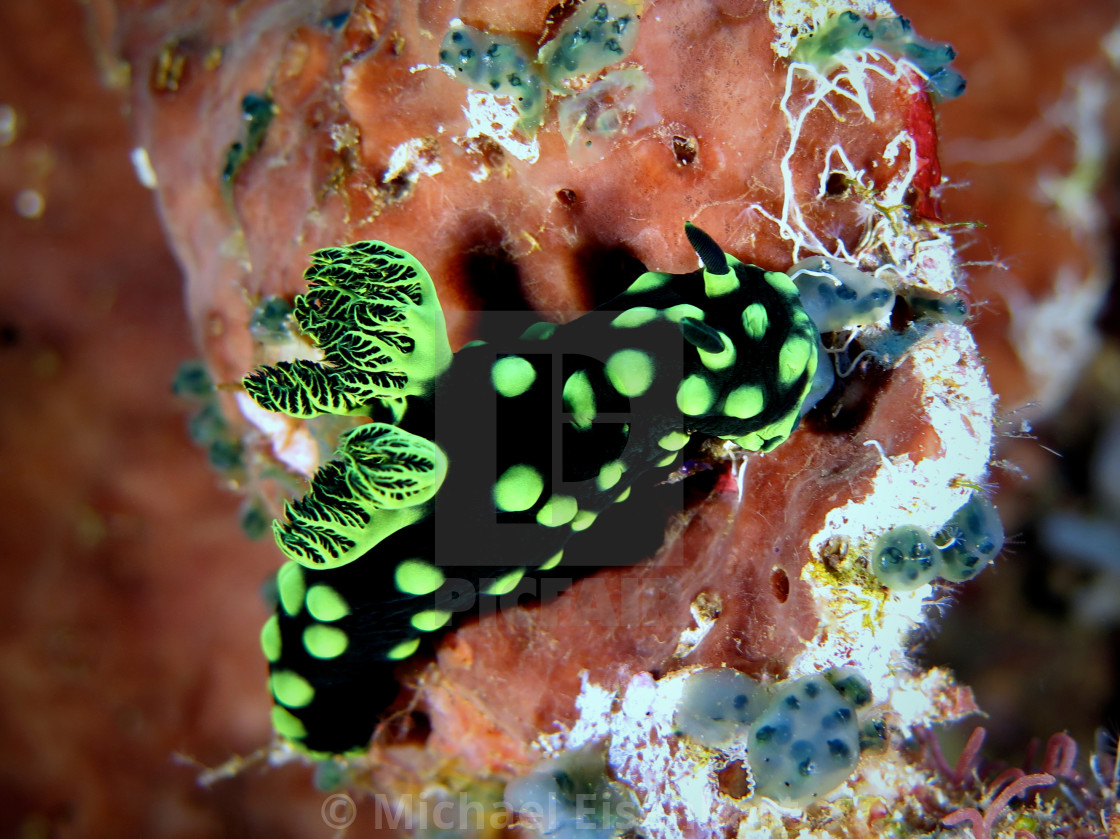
[611,306,658,328]
[563,370,597,428]
[395,559,445,595]
[724,384,765,420]
[494,464,545,512]
[626,271,670,294]
[676,375,715,415]
[486,568,525,595]
[658,430,690,451]
[539,550,564,570]
[596,461,625,491]
[386,638,421,661]
[537,494,578,527]
[778,336,815,385]
[521,322,557,340]
[277,563,305,617]
[272,705,308,739]
[571,510,598,532]
[306,585,350,622]
[303,624,349,659]
[763,269,799,296]
[606,349,654,397]
[492,356,536,397]
[411,610,452,632]
[742,303,769,340]
[261,615,282,662]
[271,671,315,708]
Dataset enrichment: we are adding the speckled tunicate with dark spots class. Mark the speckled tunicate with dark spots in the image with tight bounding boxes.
[871,524,940,590]
[674,667,769,747]
[936,492,1004,582]
[746,674,863,805]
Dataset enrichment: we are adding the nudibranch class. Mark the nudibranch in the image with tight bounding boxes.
[243,224,819,755]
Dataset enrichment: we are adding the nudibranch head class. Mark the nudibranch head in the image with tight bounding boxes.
[673,223,819,452]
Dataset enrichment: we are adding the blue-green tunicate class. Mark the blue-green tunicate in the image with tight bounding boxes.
[556,68,656,163]
[674,667,769,748]
[908,291,968,325]
[504,742,639,839]
[791,12,965,101]
[789,257,894,334]
[936,493,1003,582]
[746,674,862,805]
[823,669,872,709]
[538,1,640,91]
[799,334,835,416]
[790,11,873,69]
[871,525,940,591]
[249,295,293,343]
[439,24,544,130]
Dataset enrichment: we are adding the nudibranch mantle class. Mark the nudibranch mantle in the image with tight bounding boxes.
[243,224,818,755]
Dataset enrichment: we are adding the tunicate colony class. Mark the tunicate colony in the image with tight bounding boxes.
[789,256,894,413]
[792,11,966,101]
[872,493,1005,590]
[502,667,878,833]
[673,668,875,805]
[439,1,647,152]
[505,743,639,839]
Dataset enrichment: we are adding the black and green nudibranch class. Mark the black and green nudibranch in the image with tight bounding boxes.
[243,224,819,755]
